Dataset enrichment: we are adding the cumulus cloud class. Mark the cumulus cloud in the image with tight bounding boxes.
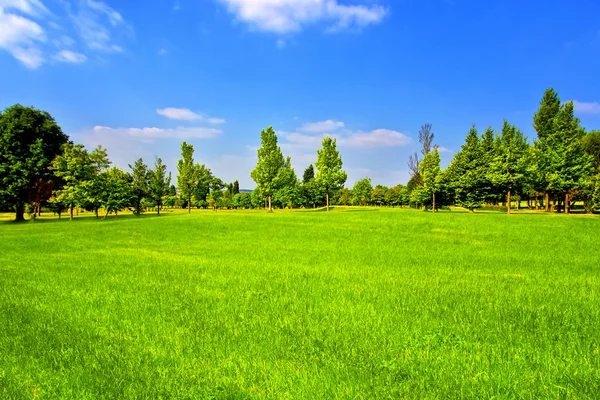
[344,129,411,147]
[437,146,453,153]
[0,6,46,68]
[156,107,226,124]
[216,0,387,34]
[573,100,600,115]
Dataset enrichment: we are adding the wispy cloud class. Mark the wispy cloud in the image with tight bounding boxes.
[156,107,226,124]
[92,125,223,141]
[299,119,345,133]
[0,0,132,68]
[216,0,387,34]
[53,49,87,63]
[437,146,453,153]
[573,100,600,115]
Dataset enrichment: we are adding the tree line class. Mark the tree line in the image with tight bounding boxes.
[1,88,599,221]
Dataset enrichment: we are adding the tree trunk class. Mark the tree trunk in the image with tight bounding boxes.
[188,197,191,214]
[565,193,570,214]
[115,210,118,219]
[15,203,25,222]
[58,210,61,219]
[432,192,436,212]
[95,208,99,218]
[70,206,74,221]
[545,192,550,212]
[507,190,511,215]
[268,196,272,213]
[104,209,109,220]
[535,195,539,211]
[552,199,557,213]
[326,192,330,212]
[157,205,160,216]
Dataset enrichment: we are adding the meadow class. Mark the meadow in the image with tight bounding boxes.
[0,208,599,399]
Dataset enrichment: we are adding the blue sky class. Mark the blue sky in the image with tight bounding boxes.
[1,0,599,189]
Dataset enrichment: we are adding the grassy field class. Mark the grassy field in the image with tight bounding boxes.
[1,208,599,399]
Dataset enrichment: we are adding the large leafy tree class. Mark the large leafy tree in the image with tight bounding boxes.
[315,137,347,212]
[148,157,171,216]
[50,143,95,220]
[0,104,68,221]
[420,147,442,211]
[194,164,214,205]
[491,121,529,214]
[275,157,300,209]
[251,126,285,212]
[177,141,199,214]
[129,158,150,215]
[82,146,112,217]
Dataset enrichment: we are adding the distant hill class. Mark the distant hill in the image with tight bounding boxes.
[240,189,253,193]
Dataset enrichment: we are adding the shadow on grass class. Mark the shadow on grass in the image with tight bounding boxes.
[0,212,170,225]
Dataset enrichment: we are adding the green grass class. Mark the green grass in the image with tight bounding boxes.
[1,208,599,399]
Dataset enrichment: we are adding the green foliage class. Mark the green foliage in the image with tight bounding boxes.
[351,177,372,206]
[177,142,199,213]
[0,104,68,220]
[446,126,485,211]
[195,164,214,203]
[420,148,442,209]
[148,158,171,215]
[315,137,347,210]
[98,167,133,218]
[251,126,286,210]
[582,131,600,170]
[129,158,150,215]
[302,164,315,183]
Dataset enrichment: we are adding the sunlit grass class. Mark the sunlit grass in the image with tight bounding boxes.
[1,208,599,398]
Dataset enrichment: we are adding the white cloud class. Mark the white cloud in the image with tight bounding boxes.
[344,129,412,147]
[216,0,387,34]
[0,0,49,17]
[300,119,344,132]
[437,146,452,153]
[573,100,600,115]
[156,107,226,124]
[53,49,86,63]
[71,0,131,53]
[92,125,223,141]
[0,6,46,68]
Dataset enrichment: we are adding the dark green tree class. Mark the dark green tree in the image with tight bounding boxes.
[351,177,372,206]
[129,158,150,215]
[0,105,68,221]
[149,158,171,215]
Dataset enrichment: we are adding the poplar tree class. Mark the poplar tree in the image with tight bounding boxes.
[421,147,442,211]
[148,158,171,215]
[315,137,347,212]
[177,142,199,214]
[250,126,285,212]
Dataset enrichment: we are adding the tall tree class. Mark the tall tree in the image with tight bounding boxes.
[446,125,484,212]
[421,147,442,211]
[82,145,112,217]
[491,121,529,214]
[233,180,240,195]
[533,88,561,211]
[303,164,315,183]
[50,143,95,220]
[251,126,285,212]
[315,137,347,212]
[148,157,171,216]
[177,141,199,214]
[0,105,68,221]
[551,102,594,212]
[194,164,214,206]
[129,158,150,215]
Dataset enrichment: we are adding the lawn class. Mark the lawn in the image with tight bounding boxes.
[0,208,599,399]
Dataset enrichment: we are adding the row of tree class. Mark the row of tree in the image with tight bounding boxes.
[1,88,599,221]
[403,89,600,213]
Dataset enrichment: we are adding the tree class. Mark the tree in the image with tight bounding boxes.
[148,158,171,216]
[372,185,387,206]
[533,88,561,211]
[50,143,95,220]
[490,121,529,214]
[421,147,442,211]
[233,180,240,195]
[82,146,112,217]
[446,125,484,212]
[303,164,315,183]
[583,131,600,170]
[0,104,68,221]
[419,123,435,156]
[351,178,372,206]
[251,126,285,212]
[129,158,150,215]
[315,137,347,212]
[99,167,133,219]
[275,157,299,209]
[177,142,199,214]
[195,164,214,205]
[551,102,594,212]
[208,177,225,211]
